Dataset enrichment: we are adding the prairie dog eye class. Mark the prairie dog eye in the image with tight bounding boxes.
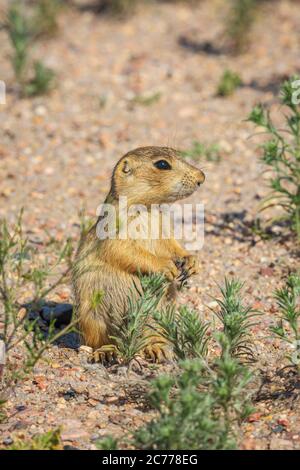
[154,160,171,170]
[122,161,131,174]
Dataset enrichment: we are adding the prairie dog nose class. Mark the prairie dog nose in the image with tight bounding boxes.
[197,169,205,186]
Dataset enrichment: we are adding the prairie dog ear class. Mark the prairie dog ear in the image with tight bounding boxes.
[121,159,132,175]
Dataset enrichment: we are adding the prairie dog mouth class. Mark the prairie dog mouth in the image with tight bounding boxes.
[170,188,197,202]
[176,180,201,199]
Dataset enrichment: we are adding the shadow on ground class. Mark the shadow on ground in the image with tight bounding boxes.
[256,366,300,404]
[178,35,226,56]
[205,209,294,246]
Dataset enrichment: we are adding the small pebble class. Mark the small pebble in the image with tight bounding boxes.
[3,437,13,446]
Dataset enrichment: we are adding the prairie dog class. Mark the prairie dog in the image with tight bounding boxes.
[73,146,205,358]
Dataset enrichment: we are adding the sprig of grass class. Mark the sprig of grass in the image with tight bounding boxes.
[217,70,242,97]
[99,0,139,16]
[107,274,167,364]
[181,141,221,162]
[270,274,300,368]
[6,1,56,96]
[154,305,210,360]
[6,428,61,450]
[225,0,258,54]
[98,278,255,450]
[131,91,161,106]
[96,436,119,450]
[7,1,30,84]
[248,76,300,240]
[33,0,63,37]
[133,361,230,450]
[25,61,55,96]
[0,211,76,398]
[77,208,95,241]
[130,336,253,450]
[212,278,259,362]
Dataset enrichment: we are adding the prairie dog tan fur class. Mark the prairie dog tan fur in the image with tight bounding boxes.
[72,146,205,359]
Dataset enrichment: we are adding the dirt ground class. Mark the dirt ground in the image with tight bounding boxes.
[0,0,300,450]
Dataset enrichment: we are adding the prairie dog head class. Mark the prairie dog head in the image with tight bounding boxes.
[110,146,205,205]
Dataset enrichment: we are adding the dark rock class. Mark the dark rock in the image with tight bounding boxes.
[272,424,285,434]
[26,310,48,332]
[55,332,80,349]
[62,389,77,401]
[14,420,28,430]
[27,310,40,322]
[15,405,26,412]
[41,303,73,326]
[3,437,13,446]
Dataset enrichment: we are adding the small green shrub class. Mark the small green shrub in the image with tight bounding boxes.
[6,1,56,96]
[105,274,167,364]
[213,278,258,362]
[225,0,258,53]
[7,428,61,450]
[97,0,197,17]
[78,208,95,240]
[109,275,257,366]
[0,399,7,424]
[7,1,31,84]
[248,76,300,240]
[25,61,55,97]
[154,305,210,360]
[98,0,139,16]
[131,91,161,106]
[132,334,253,450]
[0,211,76,398]
[181,141,221,162]
[249,217,273,241]
[217,70,242,97]
[98,278,256,450]
[270,274,300,369]
[96,436,119,450]
[133,361,230,450]
[34,0,63,37]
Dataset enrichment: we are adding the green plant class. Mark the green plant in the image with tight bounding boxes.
[211,334,254,429]
[249,217,273,241]
[0,211,76,398]
[77,208,95,240]
[96,0,197,17]
[225,0,258,53]
[131,91,161,106]
[7,1,30,83]
[34,0,62,37]
[7,428,61,450]
[25,61,55,96]
[154,305,210,360]
[104,274,167,365]
[6,1,55,96]
[213,278,258,362]
[181,141,221,162]
[91,290,105,310]
[98,278,255,450]
[133,361,230,450]
[0,399,7,424]
[96,435,119,450]
[271,274,300,368]
[98,0,139,16]
[217,70,242,97]
[248,77,300,240]
[132,335,253,450]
